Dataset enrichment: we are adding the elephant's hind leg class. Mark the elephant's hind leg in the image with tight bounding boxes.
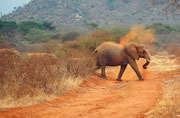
[117,64,127,81]
[101,66,107,79]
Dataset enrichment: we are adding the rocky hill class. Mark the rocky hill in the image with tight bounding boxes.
[1,0,180,27]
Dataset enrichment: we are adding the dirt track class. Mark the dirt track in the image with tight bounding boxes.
[0,54,179,118]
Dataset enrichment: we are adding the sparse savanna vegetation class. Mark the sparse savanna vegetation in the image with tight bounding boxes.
[0,20,180,118]
[0,20,130,108]
[0,48,96,108]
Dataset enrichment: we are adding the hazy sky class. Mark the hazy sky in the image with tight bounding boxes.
[0,0,31,15]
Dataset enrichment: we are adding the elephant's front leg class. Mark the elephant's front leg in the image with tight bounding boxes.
[128,57,143,80]
[101,66,107,79]
[130,62,143,80]
[117,64,127,81]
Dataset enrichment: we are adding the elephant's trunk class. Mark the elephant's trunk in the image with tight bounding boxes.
[143,52,150,69]
[143,59,150,69]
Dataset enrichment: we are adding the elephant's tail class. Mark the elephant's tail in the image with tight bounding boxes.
[91,50,97,57]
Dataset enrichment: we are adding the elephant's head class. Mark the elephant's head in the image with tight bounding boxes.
[125,42,150,69]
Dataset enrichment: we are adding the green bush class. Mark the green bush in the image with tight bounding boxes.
[18,21,44,34]
[49,32,61,40]
[42,21,55,31]
[110,28,129,40]
[146,23,174,34]
[24,29,49,43]
[81,37,104,51]
[0,20,18,37]
[80,28,129,51]
[61,31,80,42]
[0,34,3,39]
[0,34,4,43]
[173,25,180,32]
[86,22,98,29]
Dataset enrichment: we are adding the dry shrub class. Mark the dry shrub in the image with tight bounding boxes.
[0,49,21,84]
[61,31,80,42]
[0,48,96,108]
[27,52,58,65]
[37,40,62,53]
[64,49,96,77]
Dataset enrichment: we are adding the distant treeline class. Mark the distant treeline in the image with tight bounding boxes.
[0,20,55,37]
[146,22,180,33]
[0,20,180,51]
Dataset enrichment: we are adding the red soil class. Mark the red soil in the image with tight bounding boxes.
[0,58,179,118]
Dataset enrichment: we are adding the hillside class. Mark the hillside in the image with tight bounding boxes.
[1,0,180,26]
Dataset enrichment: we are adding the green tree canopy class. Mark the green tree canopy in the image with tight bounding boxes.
[18,21,44,34]
[0,20,18,37]
[42,21,55,31]
[24,29,48,43]
[146,23,174,34]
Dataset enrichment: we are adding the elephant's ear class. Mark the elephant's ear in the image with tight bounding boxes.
[125,43,139,60]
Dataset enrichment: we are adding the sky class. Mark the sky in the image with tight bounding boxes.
[0,0,31,15]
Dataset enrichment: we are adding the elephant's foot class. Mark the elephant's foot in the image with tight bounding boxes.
[139,78,144,81]
[116,78,122,81]
[101,75,107,79]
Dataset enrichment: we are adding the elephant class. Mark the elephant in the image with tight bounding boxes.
[93,42,150,81]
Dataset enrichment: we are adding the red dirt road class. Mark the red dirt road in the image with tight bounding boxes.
[0,55,179,118]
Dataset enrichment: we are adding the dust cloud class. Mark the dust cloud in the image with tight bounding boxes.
[120,25,155,45]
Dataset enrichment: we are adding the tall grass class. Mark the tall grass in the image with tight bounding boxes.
[0,48,96,109]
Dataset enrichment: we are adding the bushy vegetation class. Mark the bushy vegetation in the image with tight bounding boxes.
[78,28,129,51]
[0,20,55,44]
[146,22,180,34]
[18,21,45,35]
[42,21,55,31]
[85,22,99,29]
[146,23,180,47]
[24,29,49,43]
[61,31,80,42]
[0,48,96,108]
[0,20,18,37]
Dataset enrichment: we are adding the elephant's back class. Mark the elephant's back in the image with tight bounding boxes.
[96,42,126,66]
[96,42,122,52]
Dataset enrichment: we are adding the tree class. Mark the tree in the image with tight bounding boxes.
[42,21,55,31]
[0,20,18,37]
[86,22,98,29]
[61,31,80,42]
[18,21,44,34]
[0,34,3,41]
[24,29,48,43]
[146,23,173,34]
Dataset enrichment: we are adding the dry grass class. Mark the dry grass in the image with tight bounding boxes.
[145,51,180,118]
[0,48,96,109]
[146,76,180,118]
